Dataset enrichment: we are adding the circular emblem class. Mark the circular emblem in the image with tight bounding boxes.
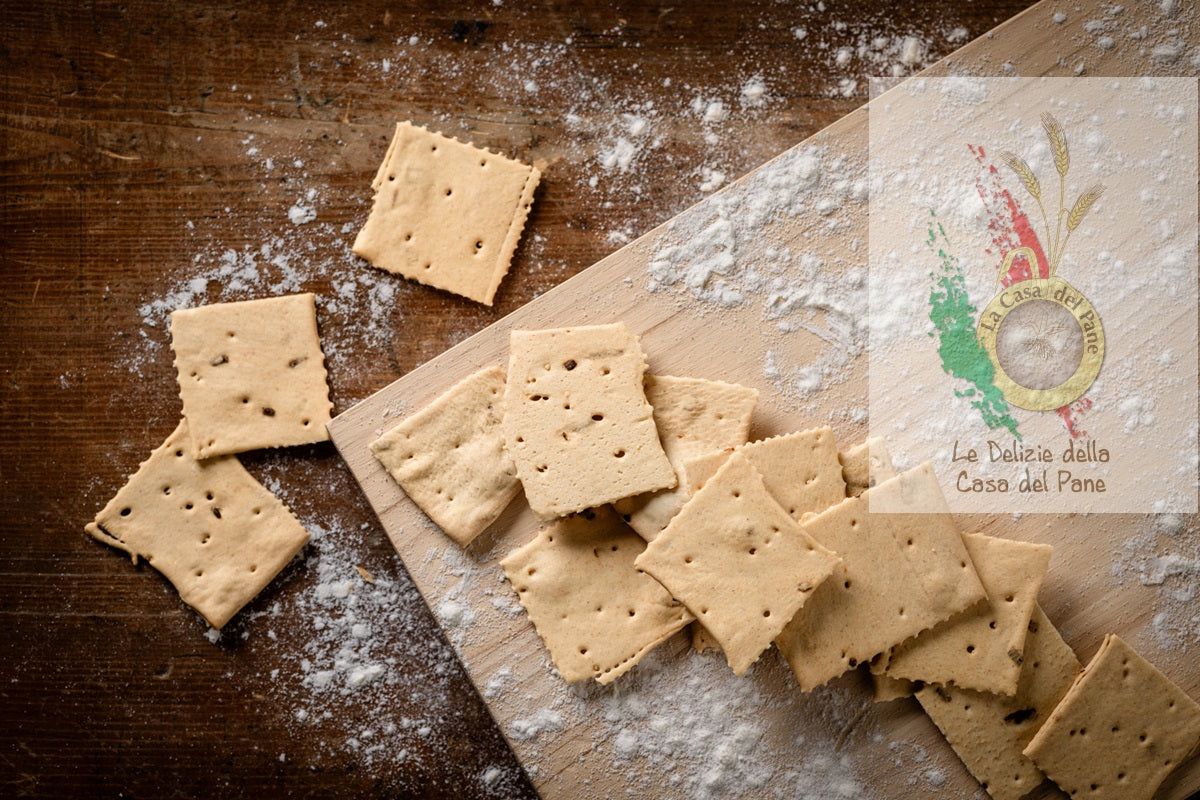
[977,265,1104,411]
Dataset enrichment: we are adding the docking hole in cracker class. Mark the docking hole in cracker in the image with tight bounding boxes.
[352,121,540,306]
[86,421,310,630]
[170,293,332,459]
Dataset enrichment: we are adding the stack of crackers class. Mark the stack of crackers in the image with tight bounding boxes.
[370,321,1200,800]
[87,293,332,630]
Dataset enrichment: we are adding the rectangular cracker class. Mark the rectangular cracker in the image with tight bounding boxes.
[775,463,986,691]
[352,121,540,306]
[499,506,692,684]
[370,366,519,547]
[681,433,845,656]
[85,421,310,630]
[840,437,897,497]
[1023,633,1200,800]
[170,293,332,458]
[738,428,846,521]
[635,452,841,676]
[879,533,1052,695]
[613,375,758,540]
[917,605,1081,800]
[502,324,675,519]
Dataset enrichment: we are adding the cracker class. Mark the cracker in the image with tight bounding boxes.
[679,435,843,656]
[880,533,1052,695]
[917,605,1081,800]
[738,428,846,520]
[499,506,692,684]
[634,452,840,676]
[839,436,897,497]
[170,293,332,458]
[502,323,675,519]
[85,421,310,630]
[871,672,917,703]
[680,449,734,494]
[352,121,540,306]
[775,463,986,691]
[677,447,736,655]
[1023,633,1200,800]
[370,366,519,547]
[613,375,758,540]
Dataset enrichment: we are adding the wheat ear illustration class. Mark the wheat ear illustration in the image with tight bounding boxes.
[1000,114,1106,278]
[1054,183,1106,272]
[1000,150,1052,267]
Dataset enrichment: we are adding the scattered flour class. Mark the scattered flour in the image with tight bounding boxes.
[288,202,318,225]
[645,144,868,408]
[509,709,565,742]
[1112,514,1200,652]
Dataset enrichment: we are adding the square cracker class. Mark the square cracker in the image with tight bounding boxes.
[613,375,758,541]
[1023,633,1200,800]
[879,533,1052,696]
[681,432,845,656]
[839,437,897,498]
[634,452,841,676]
[370,366,519,547]
[775,463,986,691]
[352,121,540,306]
[499,506,692,684]
[917,605,1081,800]
[85,421,310,630]
[502,323,675,519]
[738,428,846,520]
[171,293,332,458]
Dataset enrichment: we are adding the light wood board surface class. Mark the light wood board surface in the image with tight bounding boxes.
[329,1,1200,797]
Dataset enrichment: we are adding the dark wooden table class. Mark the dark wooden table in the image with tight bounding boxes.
[2,2,1043,797]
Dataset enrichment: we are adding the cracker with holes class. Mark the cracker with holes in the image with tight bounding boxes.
[839,436,897,498]
[613,375,758,540]
[85,421,310,630]
[502,323,676,519]
[370,366,518,547]
[878,533,1052,696]
[499,506,692,684]
[917,605,1081,800]
[1023,633,1200,800]
[775,463,986,691]
[352,121,540,306]
[170,293,332,459]
[634,452,840,676]
[680,430,845,655]
[738,427,846,520]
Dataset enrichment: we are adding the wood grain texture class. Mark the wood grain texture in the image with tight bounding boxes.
[3,1,1195,799]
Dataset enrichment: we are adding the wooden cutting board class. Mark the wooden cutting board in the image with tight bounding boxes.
[329,1,1200,797]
